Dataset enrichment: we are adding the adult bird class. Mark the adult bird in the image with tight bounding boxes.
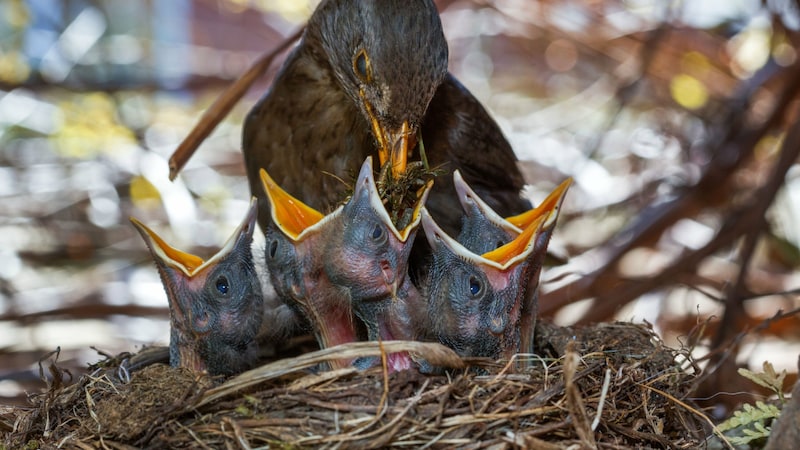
[243,0,529,236]
[130,200,263,375]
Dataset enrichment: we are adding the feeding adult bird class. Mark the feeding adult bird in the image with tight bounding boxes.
[130,200,263,375]
[260,157,430,371]
[418,179,570,360]
[243,0,529,236]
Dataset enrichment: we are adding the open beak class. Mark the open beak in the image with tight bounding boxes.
[259,167,325,241]
[130,218,205,277]
[483,179,570,266]
[130,200,258,372]
[130,199,258,278]
[360,90,415,177]
[424,177,570,270]
[453,169,522,235]
[353,157,432,298]
[505,178,572,231]
[354,156,432,244]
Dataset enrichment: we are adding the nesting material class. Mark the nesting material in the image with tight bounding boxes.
[2,322,705,448]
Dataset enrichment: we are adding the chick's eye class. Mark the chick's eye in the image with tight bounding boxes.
[354,49,370,82]
[468,275,482,296]
[269,240,278,259]
[371,224,383,240]
[216,276,229,295]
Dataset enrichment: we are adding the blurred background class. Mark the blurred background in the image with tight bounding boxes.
[1,0,799,418]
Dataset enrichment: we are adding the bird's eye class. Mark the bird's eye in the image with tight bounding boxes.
[371,223,383,240]
[216,276,229,295]
[353,49,370,82]
[468,275,482,297]
[269,240,278,259]
[496,240,505,249]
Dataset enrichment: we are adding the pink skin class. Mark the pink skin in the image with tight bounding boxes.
[263,157,427,373]
[286,230,360,369]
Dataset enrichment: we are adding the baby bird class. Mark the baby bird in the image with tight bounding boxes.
[260,166,358,370]
[323,158,431,372]
[261,157,430,372]
[419,179,570,360]
[130,200,263,375]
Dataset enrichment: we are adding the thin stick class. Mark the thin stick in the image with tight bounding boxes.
[196,341,462,407]
[641,383,734,450]
[591,368,611,431]
[168,27,305,181]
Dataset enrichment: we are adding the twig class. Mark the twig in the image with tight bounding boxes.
[592,368,611,431]
[168,27,304,180]
[563,342,597,447]
[540,57,800,321]
[196,341,462,407]
[641,383,734,450]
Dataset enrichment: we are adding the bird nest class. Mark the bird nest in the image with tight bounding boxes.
[2,322,707,449]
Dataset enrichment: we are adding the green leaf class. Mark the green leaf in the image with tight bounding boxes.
[738,361,787,401]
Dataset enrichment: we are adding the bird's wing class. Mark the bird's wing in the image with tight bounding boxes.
[421,74,530,235]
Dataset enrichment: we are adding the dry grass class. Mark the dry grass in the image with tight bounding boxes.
[2,322,709,449]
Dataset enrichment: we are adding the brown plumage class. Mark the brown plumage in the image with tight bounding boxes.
[243,0,529,237]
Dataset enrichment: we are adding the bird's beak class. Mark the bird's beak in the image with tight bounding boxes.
[259,167,325,241]
[354,156,430,243]
[505,178,572,231]
[386,120,414,177]
[130,217,205,277]
[453,169,522,235]
[422,178,569,270]
[130,199,259,278]
[360,90,414,177]
[483,179,570,266]
[481,214,546,267]
[398,178,434,242]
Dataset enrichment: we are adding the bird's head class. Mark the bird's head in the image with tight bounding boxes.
[420,177,570,360]
[259,166,360,362]
[130,200,263,375]
[325,157,431,303]
[307,0,449,175]
[258,165,324,309]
